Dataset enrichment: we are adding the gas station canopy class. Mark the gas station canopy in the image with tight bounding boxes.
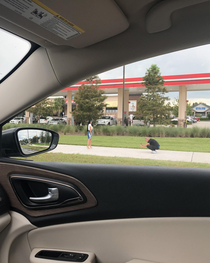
[53,73,210,96]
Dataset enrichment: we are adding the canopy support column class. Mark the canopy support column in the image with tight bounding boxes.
[178,85,187,127]
[67,91,72,125]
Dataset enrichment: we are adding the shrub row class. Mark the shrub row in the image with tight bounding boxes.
[93,126,210,137]
[2,123,85,134]
[3,123,210,138]
[199,118,210,121]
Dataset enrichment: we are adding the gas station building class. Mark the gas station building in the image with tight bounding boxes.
[49,73,210,126]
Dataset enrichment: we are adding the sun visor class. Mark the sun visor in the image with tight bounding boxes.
[0,0,129,48]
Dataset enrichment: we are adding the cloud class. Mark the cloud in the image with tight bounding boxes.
[99,44,210,103]
[99,44,210,79]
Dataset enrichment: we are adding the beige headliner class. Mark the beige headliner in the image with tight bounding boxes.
[0,0,210,123]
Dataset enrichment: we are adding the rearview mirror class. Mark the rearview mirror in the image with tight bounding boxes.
[2,127,59,157]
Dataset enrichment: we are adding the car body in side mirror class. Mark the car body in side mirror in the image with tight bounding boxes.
[2,127,59,157]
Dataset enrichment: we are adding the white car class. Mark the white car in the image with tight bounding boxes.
[186,116,193,123]
[49,118,67,125]
[171,116,193,123]
[171,117,192,123]
[39,116,53,124]
[132,116,145,126]
[171,117,178,122]
[9,117,24,124]
[97,116,116,125]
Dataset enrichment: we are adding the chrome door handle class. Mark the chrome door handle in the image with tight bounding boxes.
[29,188,59,203]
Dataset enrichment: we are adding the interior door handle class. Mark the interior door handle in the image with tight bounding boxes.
[29,188,59,203]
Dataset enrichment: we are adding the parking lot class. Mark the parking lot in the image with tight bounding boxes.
[188,121,210,128]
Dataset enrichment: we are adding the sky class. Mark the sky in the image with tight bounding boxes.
[1,28,210,104]
[98,44,210,104]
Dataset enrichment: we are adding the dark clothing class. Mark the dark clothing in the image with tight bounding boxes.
[147,139,160,150]
[147,145,158,150]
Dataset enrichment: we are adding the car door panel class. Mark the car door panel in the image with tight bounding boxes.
[0,182,11,240]
[4,213,210,263]
[0,159,210,263]
[1,158,210,226]
[0,162,97,217]
[0,212,35,263]
[28,217,210,263]
[0,213,10,234]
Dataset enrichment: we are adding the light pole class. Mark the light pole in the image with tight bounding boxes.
[122,65,125,126]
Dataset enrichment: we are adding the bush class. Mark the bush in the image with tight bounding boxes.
[149,127,159,137]
[109,127,117,136]
[3,123,210,138]
[159,127,166,137]
[200,117,209,121]
[200,128,208,138]
[63,125,75,135]
[184,128,191,138]
[195,114,202,117]
[127,126,140,136]
[93,126,102,136]
[190,127,200,138]
[115,126,124,136]
[140,127,150,137]
[176,127,185,137]
[75,125,85,132]
[168,128,179,137]
[102,126,111,136]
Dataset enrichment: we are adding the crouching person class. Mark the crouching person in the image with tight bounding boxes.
[140,137,160,154]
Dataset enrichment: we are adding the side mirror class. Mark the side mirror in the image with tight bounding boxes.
[2,127,59,157]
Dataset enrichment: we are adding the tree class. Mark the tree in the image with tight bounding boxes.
[187,103,193,116]
[137,64,171,126]
[72,76,107,124]
[28,98,54,119]
[54,98,64,116]
[172,99,193,117]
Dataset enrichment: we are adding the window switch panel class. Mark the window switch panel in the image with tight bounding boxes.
[35,250,88,262]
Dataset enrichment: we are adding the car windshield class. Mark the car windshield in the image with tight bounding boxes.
[101,116,110,119]
[0,28,31,83]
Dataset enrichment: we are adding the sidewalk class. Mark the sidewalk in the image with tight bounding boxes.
[52,145,210,164]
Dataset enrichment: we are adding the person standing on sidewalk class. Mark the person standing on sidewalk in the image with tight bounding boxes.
[87,120,93,149]
[140,137,160,154]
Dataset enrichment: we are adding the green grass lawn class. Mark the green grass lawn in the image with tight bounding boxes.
[22,153,210,169]
[59,135,210,152]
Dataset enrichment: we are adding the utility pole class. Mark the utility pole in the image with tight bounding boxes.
[122,65,125,126]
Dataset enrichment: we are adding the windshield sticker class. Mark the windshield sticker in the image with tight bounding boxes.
[0,0,84,40]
